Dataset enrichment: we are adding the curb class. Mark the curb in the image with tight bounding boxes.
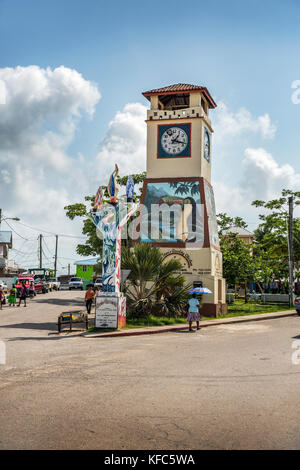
[82,310,298,339]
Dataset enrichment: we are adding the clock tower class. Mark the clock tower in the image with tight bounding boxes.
[139,83,227,317]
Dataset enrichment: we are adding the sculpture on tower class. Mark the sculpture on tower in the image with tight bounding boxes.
[90,168,137,328]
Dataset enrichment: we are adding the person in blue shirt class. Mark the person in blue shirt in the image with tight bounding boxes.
[187,293,201,331]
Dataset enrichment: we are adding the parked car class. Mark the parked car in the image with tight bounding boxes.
[46,279,54,291]
[295,296,300,315]
[0,280,8,293]
[15,275,36,297]
[48,278,61,290]
[33,277,46,294]
[69,277,83,290]
[94,278,102,288]
[42,280,49,293]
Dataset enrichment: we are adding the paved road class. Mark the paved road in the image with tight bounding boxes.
[1,290,300,449]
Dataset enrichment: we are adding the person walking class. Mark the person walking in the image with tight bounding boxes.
[29,281,35,298]
[187,293,201,332]
[17,281,28,307]
[8,284,17,307]
[95,285,101,296]
[85,286,95,315]
[0,287,4,310]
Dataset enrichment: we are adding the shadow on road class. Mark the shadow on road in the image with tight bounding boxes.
[7,331,87,341]
[33,297,85,306]
[0,322,57,331]
[174,329,197,333]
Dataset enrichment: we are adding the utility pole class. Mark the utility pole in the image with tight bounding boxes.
[288,196,294,308]
[39,234,43,269]
[68,263,70,277]
[0,208,2,230]
[54,235,58,278]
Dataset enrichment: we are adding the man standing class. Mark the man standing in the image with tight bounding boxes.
[85,286,95,315]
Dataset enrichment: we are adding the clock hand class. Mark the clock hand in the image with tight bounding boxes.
[171,132,180,143]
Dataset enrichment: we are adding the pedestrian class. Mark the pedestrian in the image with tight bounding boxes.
[85,286,95,315]
[8,284,17,307]
[29,281,35,298]
[95,285,101,296]
[187,293,201,332]
[0,287,4,310]
[17,281,28,307]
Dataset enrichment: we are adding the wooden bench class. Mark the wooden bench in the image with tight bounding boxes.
[58,311,89,333]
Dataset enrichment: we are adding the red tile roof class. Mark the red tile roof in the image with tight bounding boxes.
[142,83,217,108]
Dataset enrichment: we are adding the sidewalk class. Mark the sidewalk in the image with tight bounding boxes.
[82,309,298,338]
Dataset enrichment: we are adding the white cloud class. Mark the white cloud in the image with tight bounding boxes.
[96,102,147,182]
[213,101,277,141]
[242,147,300,199]
[0,65,101,270]
[213,147,300,225]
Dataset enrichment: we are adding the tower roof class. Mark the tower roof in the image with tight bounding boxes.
[142,83,217,108]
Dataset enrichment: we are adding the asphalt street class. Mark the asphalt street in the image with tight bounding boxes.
[1,290,300,449]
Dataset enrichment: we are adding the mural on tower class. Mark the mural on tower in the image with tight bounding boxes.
[204,181,219,248]
[140,180,204,245]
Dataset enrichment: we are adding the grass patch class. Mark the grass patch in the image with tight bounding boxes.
[227,300,292,315]
[126,315,187,328]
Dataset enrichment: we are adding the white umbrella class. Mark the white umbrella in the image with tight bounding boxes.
[188,287,212,294]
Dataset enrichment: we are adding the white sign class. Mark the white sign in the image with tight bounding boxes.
[95,296,118,328]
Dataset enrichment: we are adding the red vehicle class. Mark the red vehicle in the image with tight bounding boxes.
[15,276,42,296]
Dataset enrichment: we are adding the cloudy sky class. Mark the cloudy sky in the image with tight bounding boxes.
[1,0,300,273]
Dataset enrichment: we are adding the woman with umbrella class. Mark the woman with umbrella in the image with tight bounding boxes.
[187,293,201,331]
[187,287,212,331]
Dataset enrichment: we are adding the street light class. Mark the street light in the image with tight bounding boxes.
[0,209,20,229]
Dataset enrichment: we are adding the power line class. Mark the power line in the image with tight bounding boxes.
[3,219,34,241]
[12,220,87,239]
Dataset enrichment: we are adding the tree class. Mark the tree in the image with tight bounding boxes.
[220,233,254,301]
[121,243,190,317]
[252,189,300,277]
[217,213,248,237]
[64,172,146,256]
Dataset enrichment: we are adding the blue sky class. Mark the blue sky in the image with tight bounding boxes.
[1,0,300,271]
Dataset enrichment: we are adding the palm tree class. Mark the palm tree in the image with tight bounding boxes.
[122,243,190,317]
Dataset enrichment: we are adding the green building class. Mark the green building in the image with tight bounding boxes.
[74,257,101,288]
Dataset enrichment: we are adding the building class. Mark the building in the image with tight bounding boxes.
[0,231,22,276]
[74,257,101,280]
[139,83,227,316]
[222,226,255,245]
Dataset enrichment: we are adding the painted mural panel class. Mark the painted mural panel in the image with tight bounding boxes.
[204,181,219,248]
[140,180,204,244]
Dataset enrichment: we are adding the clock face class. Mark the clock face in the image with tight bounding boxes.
[158,123,191,158]
[204,128,210,162]
[161,127,188,155]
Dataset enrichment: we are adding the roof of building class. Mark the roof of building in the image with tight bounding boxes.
[0,231,12,246]
[74,257,100,266]
[142,83,217,108]
[222,226,255,237]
